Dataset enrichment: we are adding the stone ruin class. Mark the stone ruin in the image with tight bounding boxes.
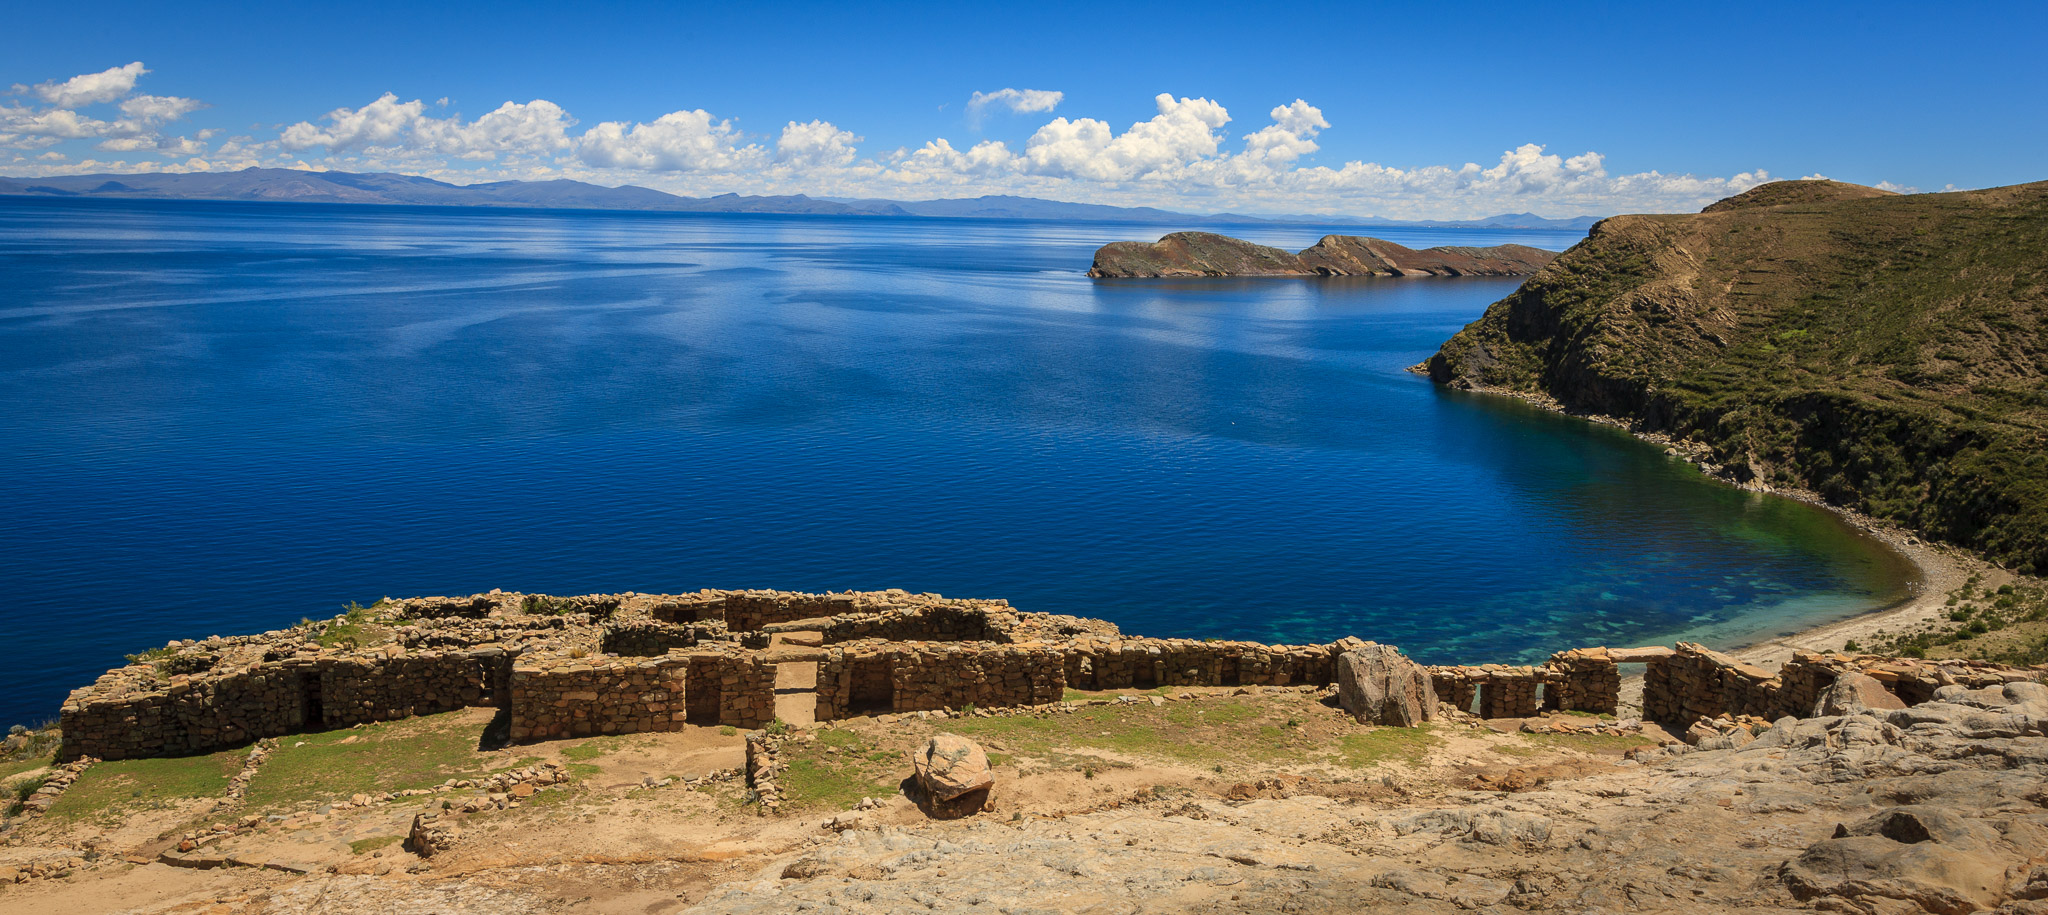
[54,589,2048,762]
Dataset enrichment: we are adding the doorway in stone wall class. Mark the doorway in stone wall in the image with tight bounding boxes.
[685,664,722,725]
[847,656,893,717]
[299,673,324,731]
[1132,660,1157,690]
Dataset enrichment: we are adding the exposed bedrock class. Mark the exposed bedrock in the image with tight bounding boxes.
[696,680,2048,914]
[1086,230,1559,278]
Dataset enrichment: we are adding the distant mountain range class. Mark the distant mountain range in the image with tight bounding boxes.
[0,167,1603,230]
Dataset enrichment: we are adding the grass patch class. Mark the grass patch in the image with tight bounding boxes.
[943,697,1343,770]
[816,729,864,750]
[6,774,50,816]
[520,786,577,808]
[779,757,894,811]
[0,755,53,783]
[348,835,404,855]
[241,711,495,812]
[45,748,248,822]
[1520,731,1662,754]
[778,730,903,811]
[1336,726,1440,769]
[559,733,650,762]
[1872,575,2048,665]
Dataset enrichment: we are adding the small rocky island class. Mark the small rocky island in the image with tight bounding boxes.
[1086,230,1560,278]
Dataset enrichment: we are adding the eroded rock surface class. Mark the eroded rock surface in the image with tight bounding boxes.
[687,682,2048,914]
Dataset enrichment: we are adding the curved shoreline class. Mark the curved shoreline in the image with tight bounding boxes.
[1423,374,1981,666]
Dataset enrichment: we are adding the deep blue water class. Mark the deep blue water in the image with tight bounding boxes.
[0,198,1912,727]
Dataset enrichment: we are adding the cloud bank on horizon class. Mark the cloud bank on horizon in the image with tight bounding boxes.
[3,61,1847,218]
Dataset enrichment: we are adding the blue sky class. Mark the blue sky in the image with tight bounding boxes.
[3,0,2043,218]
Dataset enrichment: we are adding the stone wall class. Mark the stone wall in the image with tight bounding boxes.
[59,647,516,761]
[1429,666,1546,719]
[70,586,2045,764]
[814,606,1008,644]
[600,621,711,657]
[725,593,858,632]
[321,649,511,727]
[815,644,1066,718]
[508,655,690,741]
[1639,643,2044,725]
[650,594,728,624]
[1543,649,1623,715]
[1061,639,1338,691]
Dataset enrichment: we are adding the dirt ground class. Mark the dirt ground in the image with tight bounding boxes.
[0,687,1664,914]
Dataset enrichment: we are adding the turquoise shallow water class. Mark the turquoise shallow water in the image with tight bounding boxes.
[0,198,1913,726]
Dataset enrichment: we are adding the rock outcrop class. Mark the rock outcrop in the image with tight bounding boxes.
[1087,231,1558,278]
[1336,643,1437,726]
[1814,671,1909,717]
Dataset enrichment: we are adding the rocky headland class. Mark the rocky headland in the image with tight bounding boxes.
[1086,231,1559,278]
[1423,178,2048,577]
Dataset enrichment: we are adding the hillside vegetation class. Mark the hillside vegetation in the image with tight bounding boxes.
[1427,179,2048,572]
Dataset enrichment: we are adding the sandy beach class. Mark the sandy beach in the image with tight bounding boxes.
[1439,379,2001,676]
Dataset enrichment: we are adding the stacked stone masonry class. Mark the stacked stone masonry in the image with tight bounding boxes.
[57,589,2047,762]
[1639,642,2044,725]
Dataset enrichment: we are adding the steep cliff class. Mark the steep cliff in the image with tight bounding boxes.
[1087,231,1557,278]
[1426,179,2048,572]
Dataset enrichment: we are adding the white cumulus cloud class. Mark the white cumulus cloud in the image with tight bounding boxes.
[282,93,426,150]
[4,70,1796,219]
[0,104,110,141]
[428,99,576,158]
[281,94,575,160]
[1023,93,1230,181]
[118,94,205,124]
[776,120,860,168]
[1238,100,1327,167]
[967,88,1064,122]
[20,62,148,108]
[577,109,765,172]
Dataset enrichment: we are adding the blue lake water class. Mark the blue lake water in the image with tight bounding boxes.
[0,197,1913,727]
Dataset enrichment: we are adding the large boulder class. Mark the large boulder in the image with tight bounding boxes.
[1337,643,1438,727]
[911,734,993,818]
[1814,672,1908,717]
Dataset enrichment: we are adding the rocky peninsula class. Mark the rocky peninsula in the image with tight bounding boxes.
[1424,178,2048,577]
[1087,231,1559,278]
